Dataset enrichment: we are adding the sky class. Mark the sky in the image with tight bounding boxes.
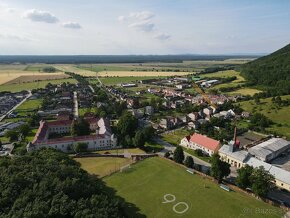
[0,0,289,55]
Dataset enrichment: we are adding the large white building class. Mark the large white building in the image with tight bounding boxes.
[27,118,117,152]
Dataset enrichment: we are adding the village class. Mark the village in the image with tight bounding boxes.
[0,71,289,210]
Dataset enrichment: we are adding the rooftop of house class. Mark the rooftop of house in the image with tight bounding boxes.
[189,133,220,151]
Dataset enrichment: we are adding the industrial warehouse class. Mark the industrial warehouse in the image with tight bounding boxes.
[219,137,290,191]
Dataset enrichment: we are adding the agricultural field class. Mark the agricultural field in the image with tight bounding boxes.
[104,157,283,218]
[97,71,192,77]
[4,74,70,85]
[0,78,77,92]
[75,157,133,177]
[238,95,290,138]
[54,65,96,76]
[99,76,166,85]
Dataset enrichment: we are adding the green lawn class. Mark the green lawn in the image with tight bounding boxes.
[0,78,77,92]
[201,70,245,83]
[16,99,42,111]
[228,88,262,96]
[238,95,290,138]
[162,129,191,146]
[75,157,133,177]
[104,157,283,218]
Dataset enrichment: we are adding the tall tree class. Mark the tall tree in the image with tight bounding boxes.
[134,130,145,148]
[74,142,88,153]
[236,165,254,189]
[72,119,90,136]
[184,156,194,168]
[211,153,231,183]
[173,146,185,164]
[250,166,274,197]
[117,112,138,137]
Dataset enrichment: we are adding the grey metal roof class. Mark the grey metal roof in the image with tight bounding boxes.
[219,145,250,162]
[248,138,290,159]
[245,157,290,185]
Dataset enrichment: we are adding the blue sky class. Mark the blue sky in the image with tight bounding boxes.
[0,0,289,55]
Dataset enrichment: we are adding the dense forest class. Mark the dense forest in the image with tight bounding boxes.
[0,149,129,217]
[0,54,258,64]
[240,43,290,94]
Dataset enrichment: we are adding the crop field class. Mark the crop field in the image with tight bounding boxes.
[238,95,290,138]
[0,69,67,85]
[0,78,77,92]
[97,70,191,77]
[54,65,96,76]
[75,157,133,177]
[4,74,70,85]
[104,157,283,218]
[99,76,166,85]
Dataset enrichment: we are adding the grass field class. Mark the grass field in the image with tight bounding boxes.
[238,95,290,138]
[75,157,133,177]
[104,157,283,218]
[0,78,77,92]
[228,88,262,96]
[200,70,245,83]
[15,99,43,111]
[161,129,191,146]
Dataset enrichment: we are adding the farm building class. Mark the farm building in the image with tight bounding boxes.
[248,138,290,162]
[180,133,220,156]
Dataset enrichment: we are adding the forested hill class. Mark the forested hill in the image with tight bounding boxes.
[240,43,290,94]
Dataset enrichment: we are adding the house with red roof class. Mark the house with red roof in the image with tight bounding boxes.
[180,133,220,156]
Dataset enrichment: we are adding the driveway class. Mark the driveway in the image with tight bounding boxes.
[154,137,211,170]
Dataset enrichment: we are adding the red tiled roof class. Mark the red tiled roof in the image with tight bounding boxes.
[190,133,220,151]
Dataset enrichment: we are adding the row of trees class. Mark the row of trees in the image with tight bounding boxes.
[168,148,274,198]
[236,165,274,197]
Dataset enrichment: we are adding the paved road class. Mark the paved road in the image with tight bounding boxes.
[88,85,95,93]
[73,91,79,118]
[0,91,32,122]
[154,137,211,168]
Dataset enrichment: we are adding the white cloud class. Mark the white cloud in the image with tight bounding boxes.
[0,33,30,41]
[62,22,82,29]
[117,15,126,22]
[129,21,155,32]
[23,9,59,23]
[154,33,171,40]
[128,11,155,20]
